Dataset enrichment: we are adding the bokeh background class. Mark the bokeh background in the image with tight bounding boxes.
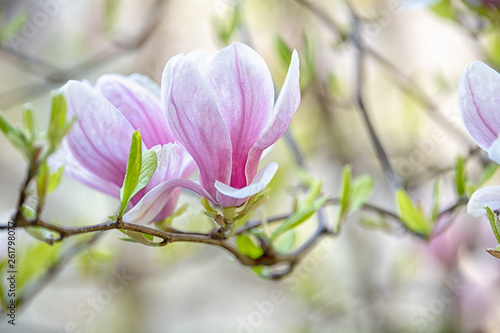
[0,0,500,332]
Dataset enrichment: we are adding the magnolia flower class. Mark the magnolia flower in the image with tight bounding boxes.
[459,61,500,216]
[162,42,300,207]
[57,75,196,223]
[459,61,500,163]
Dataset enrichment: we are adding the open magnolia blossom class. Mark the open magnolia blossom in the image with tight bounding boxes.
[55,76,196,224]
[458,61,500,216]
[162,42,301,207]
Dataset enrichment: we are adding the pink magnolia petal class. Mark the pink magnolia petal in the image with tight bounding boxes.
[245,50,301,183]
[127,73,161,99]
[458,61,500,150]
[468,186,500,217]
[215,162,278,207]
[206,42,275,188]
[144,143,196,192]
[487,136,500,165]
[62,80,137,188]
[162,55,232,199]
[186,49,214,77]
[123,178,216,224]
[49,146,121,198]
[95,74,175,148]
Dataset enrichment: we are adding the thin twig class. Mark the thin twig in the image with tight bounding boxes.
[348,4,401,190]
[0,0,167,110]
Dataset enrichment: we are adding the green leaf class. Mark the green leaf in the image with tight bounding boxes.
[271,196,328,239]
[0,11,27,41]
[132,149,157,199]
[49,94,67,134]
[430,177,441,221]
[349,175,374,214]
[0,112,29,156]
[396,189,431,238]
[201,197,217,214]
[47,93,73,155]
[274,230,296,253]
[23,105,37,141]
[299,172,323,206]
[25,226,61,243]
[15,242,61,297]
[118,131,143,217]
[276,35,292,67]
[478,163,498,186]
[47,166,65,194]
[454,157,467,198]
[486,207,500,244]
[118,229,162,247]
[339,165,352,219]
[237,234,264,259]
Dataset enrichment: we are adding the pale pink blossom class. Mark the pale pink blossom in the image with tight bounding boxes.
[161,42,300,207]
[57,76,196,223]
[458,61,500,163]
[458,61,500,216]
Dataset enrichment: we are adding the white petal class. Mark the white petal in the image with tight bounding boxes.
[467,186,500,217]
[215,162,278,200]
[487,136,500,165]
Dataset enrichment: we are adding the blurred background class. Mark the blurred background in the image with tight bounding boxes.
[0,0,499,332]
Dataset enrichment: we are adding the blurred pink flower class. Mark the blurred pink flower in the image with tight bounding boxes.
[161,42,301,207]
[57,76,196,223]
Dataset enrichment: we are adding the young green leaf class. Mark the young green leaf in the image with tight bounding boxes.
[430,177,441,221]
[0,11,27,41]
[274,230,296,253]
[25,226,60,243]
[271,196,327,239]
[237,234,264,259]
[47,93,73,155]
[454,157,467,198]
[396,189,431,238]
[23,105,37,141]
[131,149,157,199]
[349,175,374,215]
[118,131,143,217]
[0,112,29,156]
[16,242,61,297]
[118,132,157,218]
[486,207,500,244]
[47,166,65,194]
[276,35,293,67]
[339,165,352,219]
[118,230,162,247]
